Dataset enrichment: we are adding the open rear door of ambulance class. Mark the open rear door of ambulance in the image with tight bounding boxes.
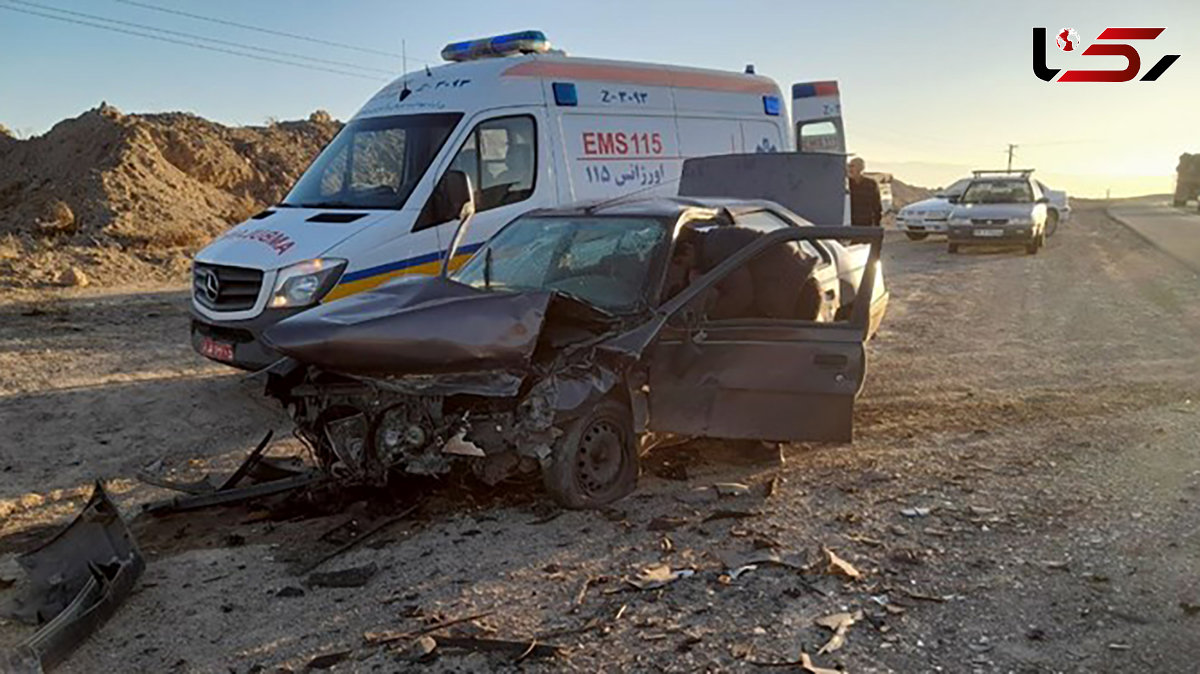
[791,80,845,154]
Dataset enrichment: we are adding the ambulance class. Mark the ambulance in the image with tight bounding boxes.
[191,30,847,369]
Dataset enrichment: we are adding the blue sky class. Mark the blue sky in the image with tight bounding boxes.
[1,0,1197,196]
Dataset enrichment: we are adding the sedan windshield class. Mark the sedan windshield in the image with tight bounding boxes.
[961,179,1034,204]
[283,113,461,210]
[453,216,670,313]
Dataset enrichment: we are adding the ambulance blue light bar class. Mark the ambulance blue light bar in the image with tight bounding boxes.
[792,81,839,99]
[441,30,551,62]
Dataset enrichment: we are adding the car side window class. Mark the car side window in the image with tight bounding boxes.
[415,115,537,231]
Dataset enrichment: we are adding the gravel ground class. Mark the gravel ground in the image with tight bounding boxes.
[1,202,1199,673]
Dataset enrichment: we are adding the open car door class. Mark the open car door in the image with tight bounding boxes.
[645,226,882,443]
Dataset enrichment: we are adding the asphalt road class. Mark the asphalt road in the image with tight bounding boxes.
[1108,199,1200,273]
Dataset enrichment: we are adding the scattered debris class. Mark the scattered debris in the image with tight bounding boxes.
[843,533,884,547]
[305,562,378,589]
[702,509,760,523]
[762,475,781,498]
[306,649,352,669]
[900,506,931,518]
[626,564,695,590]
[434,636,561,661]
[1180,601,1200,616]
[276,586,305,598]
[1108,643,1132,651]
[1043,560,1070,571]
[899,587,948,603]
[364,611,495,646]
[407,636,438,662]
[799,652,843,674]
[750,652,842,673]
[823,547,863,580]
[815,609,863,654]
[714,482,752,497]
[141,432,320,514]
[647,516,687,532]
[295,506,417,575]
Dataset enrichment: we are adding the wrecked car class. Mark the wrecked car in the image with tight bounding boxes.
[261,191,886,509]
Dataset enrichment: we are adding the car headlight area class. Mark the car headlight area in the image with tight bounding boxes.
[269,258,347,308]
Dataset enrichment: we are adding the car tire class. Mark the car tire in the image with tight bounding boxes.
[1045,211,1059,238]
[947,243,959,254]
[542,399,638,509]
[905,232,929,241]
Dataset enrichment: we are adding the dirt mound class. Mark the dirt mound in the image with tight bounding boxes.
[0,104,340,290]
[889,178,934,209]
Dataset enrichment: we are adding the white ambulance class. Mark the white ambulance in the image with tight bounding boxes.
[191,31,847,369]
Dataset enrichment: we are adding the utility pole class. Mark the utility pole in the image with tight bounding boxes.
[1006,144,1018,172]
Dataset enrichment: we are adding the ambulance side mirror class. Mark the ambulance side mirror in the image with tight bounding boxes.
[434,170,475,223]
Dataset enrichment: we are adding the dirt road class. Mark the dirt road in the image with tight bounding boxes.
[2,202,1199,673]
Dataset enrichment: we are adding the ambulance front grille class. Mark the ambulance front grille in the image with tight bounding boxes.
[193,262,263,311]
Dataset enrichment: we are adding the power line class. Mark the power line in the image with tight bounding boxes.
[0,3,388,81]
[6,0,396,75]
[112,0,434,64]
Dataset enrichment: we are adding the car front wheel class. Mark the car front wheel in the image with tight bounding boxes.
[905,232,929,241]
[542,399,638,509]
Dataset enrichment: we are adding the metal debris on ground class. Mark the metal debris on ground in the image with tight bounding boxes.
[0,481,144,673]
[713,482,751,497]
[702,509,760,523]
[305,562,378,589]
[431,636,561,661]
[626,564,695,590]
[306,649,352,669]
[815,609,863,654]
[899,506,931,518]
[824,547,863,580]
[140,431,321,514]
[294,505,418,575]
[647,516,688,532]
[364,611,496,646]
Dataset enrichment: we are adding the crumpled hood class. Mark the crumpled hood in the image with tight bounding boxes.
[263,275,569,377]
[951,203,1037,221]
[195,208,389,269]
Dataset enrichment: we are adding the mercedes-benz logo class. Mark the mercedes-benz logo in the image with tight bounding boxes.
[200,270,220,303]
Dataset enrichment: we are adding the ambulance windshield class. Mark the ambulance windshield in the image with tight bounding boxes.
[282,112,462,210]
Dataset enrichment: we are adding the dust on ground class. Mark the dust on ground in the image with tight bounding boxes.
[2,203,1199,673]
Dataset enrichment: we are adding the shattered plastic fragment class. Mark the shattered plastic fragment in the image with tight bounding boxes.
[626,564,695,590]
[824,547,862,580]
[815,609,863,654]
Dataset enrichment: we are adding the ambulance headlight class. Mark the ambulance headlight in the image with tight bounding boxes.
[270,258,347,308]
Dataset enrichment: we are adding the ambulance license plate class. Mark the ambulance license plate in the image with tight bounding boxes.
[974,228,1004,237]
[200,337,234,362]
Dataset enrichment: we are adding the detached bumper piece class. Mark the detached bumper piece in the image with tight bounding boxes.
[0,481,144,673]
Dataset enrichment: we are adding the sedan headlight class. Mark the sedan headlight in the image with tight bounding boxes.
[270,258,347,308]
[948,217,971,225]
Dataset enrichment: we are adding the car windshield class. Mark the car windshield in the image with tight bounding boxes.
[282,112,461,210]
[936,178,971,198]
[453,216,670,313]
[960,179,1033,204]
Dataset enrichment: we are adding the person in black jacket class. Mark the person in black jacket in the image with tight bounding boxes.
[848,157,882,227]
